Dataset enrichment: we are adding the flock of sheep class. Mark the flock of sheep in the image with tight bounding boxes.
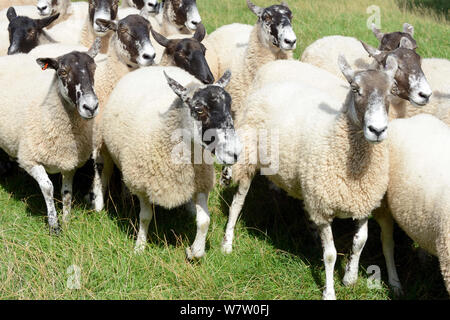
[0,0,448,300]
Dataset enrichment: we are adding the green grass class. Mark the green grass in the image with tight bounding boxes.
[1,0,449,300]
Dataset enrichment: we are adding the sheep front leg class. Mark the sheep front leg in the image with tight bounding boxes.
[61,170,75,225]
[26,165,60,235]
[343,218,369,286]
[90,148,114,212]
[319,223,337,300]
[134,195,154,254]
[374,210,403,296]
[221,178,252,254]
[186,192,210,260]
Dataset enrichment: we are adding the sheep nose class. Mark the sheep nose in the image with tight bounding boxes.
[83,102,98,114]
[419,91,432,102]
[284,38,296,46]
[368,125,387,137]
[38,5,47,12]
[191,20,200,26]
[142,53,155,61]
[233,153,239,163]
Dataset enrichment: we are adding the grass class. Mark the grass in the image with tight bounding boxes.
[1,0,449,300]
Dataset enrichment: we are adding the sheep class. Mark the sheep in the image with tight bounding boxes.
[90,67,241,258]
[1,7,59,55]
[361,41,448,126]
[300,23,416,79]
[222,0,297,119]
[80,0,120,54]
[0,39,101,234]
[222,55,399,299]
[85,17,215,211]
[149,0,201,36]
[373,114,450,295]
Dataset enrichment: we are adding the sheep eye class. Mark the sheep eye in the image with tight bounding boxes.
[195,106,205,115]
[119,28,127,34]
[59,70,68,77]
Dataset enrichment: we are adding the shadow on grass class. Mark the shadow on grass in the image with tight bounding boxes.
[217,172,448,300]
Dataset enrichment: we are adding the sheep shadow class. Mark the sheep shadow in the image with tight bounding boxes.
[217,172,448,299]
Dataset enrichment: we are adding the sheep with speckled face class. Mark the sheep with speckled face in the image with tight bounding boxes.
[223,55,398,299]
[91,67,241,259]
[373,114,450,296]
[0,39,101,234]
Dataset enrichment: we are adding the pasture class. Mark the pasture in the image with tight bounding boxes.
[0,0,449,299]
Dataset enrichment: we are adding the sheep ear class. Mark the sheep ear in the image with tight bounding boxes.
[36,57,58,71]
[151,28,170,47]
[95,18,118,32]
[399,36,415,50]
[246,0,264,17]
[193,23,206,42]
[360,41,387,64]
[164,71,189,102]
[36,13,60,29]
[215,70,231,88]
[281,1,289,8]
[403,23,414,36]
[384,55,398,80]
[87,37,101,58]
[338,54,355,84]
[6,7,17,22]
[371,23,384,41]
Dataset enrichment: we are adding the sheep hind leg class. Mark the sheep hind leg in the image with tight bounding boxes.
[319,223,337,300]
[374,210,403,296]
[90,147,114,212]
[26,165,60,235]
[134,195,154,254]
[186,192,210,260]
[221,177,252,254]
[343,218,368,286]
[437,234,450,295]
[61,170,75,225]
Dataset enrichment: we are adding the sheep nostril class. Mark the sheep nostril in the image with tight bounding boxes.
[419,91,431,101]
[38,6,47,12]
[233,153,239,162]
[368,125,387,136]
[191,21,199,26]
[284,38,296,46]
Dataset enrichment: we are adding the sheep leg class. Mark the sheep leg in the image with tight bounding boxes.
[26,165,60,235]
[374,210,403,296]
[437,236,450,295]
[134,195,154,254]
[61,170,75,225]
[186,192,210,260]
[319,223,337,300]
[221,177,252,254]
[343,218,369,286]
[90,148,114,212]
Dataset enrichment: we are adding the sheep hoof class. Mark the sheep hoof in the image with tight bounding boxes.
[185,247,204,261]
[322,290,336,300]
[49,225,61,236]
[342,272,358,287]
[221,243,233,254]
[134,242,146,254]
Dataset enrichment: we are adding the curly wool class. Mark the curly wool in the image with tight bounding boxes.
[233,81,389,226]
[385,114,450,293]
[99,66,214,208]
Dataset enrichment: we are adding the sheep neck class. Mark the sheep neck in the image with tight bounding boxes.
[30,75,93,169]
[333,91,388,182]
[229,24,293,120]
[81,17,112,55]
[46,0,72,30]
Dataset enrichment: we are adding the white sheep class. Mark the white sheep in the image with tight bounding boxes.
[223,55,398,299]
[300,23,416,79]
[91,66,240,258]
[374,114,450,295]
[219,0,297,119]
[0,39,101,234]
[120,0,159,15]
